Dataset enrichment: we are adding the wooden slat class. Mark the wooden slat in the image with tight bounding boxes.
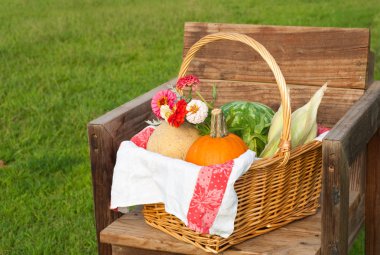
[101,213,206,255]
[349,150,366,192]
[348,191,365,249]
[88,124,120,255]
[367,51,375,86]
[326,81,380,165]
[348,150,366,248]
[101,211,321,255]
[195,79,364,127]
[112,245,180,255]
[366,129,380,255]
[321,140,349,255]
[183,22,370,89]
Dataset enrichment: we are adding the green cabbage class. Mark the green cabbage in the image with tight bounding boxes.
[222,101,274,155]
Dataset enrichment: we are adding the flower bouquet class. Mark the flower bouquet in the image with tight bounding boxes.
[149,74,213,132]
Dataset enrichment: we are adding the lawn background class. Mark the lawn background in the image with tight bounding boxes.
[1,0,379,254]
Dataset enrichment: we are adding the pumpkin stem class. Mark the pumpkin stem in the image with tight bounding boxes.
[210,108,228,138]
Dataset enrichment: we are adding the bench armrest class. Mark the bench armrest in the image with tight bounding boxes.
[87,78,176,255]
[89,78,176,144]
[325,81,380,164]
[322,81,380,255]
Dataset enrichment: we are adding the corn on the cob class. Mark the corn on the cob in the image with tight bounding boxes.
[303,122,318,145]
[260,83,328,158]
[260,105,283,157]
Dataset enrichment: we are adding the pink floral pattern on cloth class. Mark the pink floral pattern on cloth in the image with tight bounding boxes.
[130,126,155,149]
[187,160,234,234]
[317,124,330,136]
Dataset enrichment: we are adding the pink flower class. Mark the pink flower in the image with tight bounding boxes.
[151,90,176,118]
[176,75,200,91]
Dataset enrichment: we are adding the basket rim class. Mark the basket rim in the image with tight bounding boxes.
[251,140,322,169]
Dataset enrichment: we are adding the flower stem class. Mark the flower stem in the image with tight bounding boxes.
[195,91,213,109]
[187,88,193,102]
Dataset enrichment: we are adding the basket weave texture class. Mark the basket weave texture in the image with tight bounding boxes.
[143,33,323,253]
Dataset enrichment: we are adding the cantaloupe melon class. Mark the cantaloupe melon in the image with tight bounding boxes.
[146,122,200,160]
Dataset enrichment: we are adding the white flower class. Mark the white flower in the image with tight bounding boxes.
[160,105,173,121]
[186,99,208,124]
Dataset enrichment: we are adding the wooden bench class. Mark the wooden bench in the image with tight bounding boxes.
[88,22,380,255]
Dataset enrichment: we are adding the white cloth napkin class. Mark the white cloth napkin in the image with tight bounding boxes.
[110,141,255,237]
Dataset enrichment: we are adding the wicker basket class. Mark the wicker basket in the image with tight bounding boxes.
[143,33,323,253]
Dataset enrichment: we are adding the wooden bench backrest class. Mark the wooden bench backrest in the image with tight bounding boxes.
[182,22,372,127]
[183,22,371,89]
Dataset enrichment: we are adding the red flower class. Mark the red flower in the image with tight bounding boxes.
[168,99,188,127]
[176,75,200,91]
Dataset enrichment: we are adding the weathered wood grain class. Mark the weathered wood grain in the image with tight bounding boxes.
[88,124,120,255]
[348,150,366,249]
[321,140,349,255]
[183,22,370,89]
[101,213,207,255]
[348,191,365,250]
[367,51,375,86]
[324,146,367,251]
[366,129,380,255]
[195,79,364,127]
[326,81,380,165]
[101,211,321,255]
[112,245,180,255]
[349,150,366,192]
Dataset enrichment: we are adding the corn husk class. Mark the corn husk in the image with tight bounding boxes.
[259,105,283,157]
[260,83,327,158]
[303,121,318,145]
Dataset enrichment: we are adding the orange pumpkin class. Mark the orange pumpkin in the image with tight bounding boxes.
[185,108,248,166]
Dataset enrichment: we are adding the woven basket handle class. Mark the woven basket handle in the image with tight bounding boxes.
[178,32,291,164]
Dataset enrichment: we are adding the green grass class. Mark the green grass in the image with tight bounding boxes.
[0,0,379,254]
